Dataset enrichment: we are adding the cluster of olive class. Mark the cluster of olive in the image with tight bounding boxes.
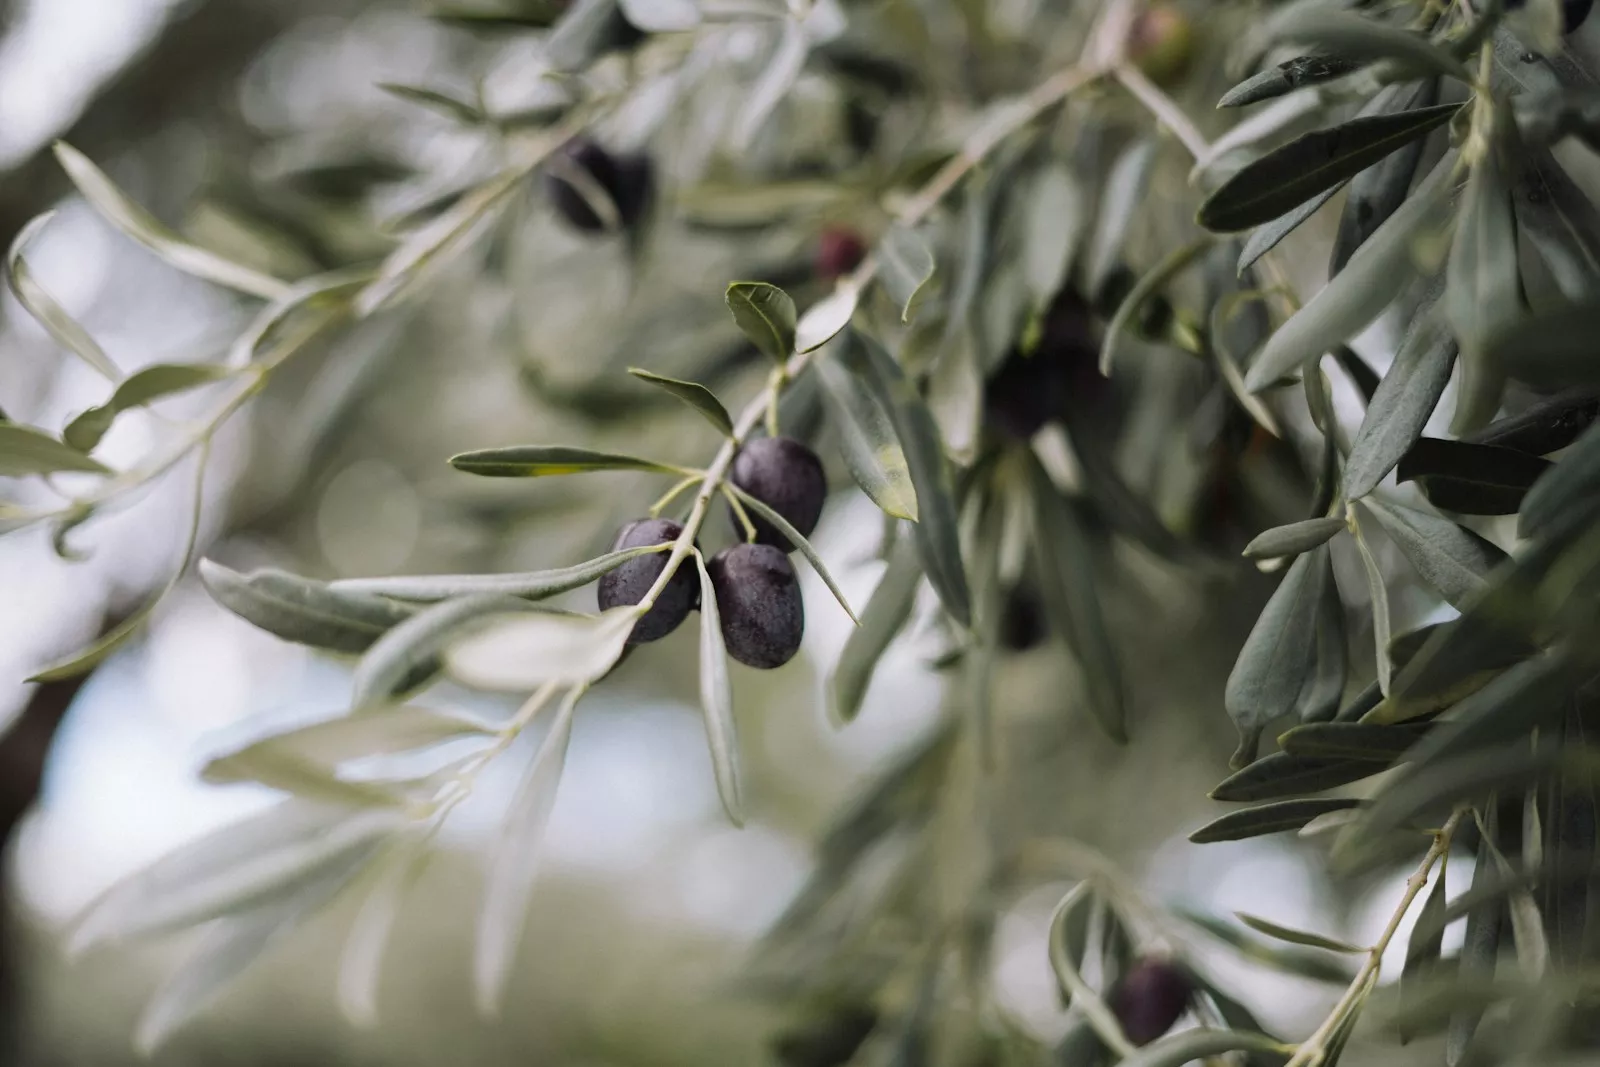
[598,437,827,668]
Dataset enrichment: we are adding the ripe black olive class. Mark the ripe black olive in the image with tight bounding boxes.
[771,1005,878,1067]
[596,518,696,643]
[999,588,1046,652]
[709,543,805,669]
[545,139,655,234]
[816,225,868,281]
[728,436,827,551]
[1108,957,1192,1046]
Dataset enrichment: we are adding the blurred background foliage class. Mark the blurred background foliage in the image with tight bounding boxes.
[3,0,1598,1065]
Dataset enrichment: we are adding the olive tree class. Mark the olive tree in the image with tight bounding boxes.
[7,0,1600,1063]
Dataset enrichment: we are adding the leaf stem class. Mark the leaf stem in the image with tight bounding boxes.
[1281,806,1467,1067]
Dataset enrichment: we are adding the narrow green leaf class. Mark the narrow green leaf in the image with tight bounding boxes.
[1485,298,1600,390]
[54,142,292,301]
[1279,721,1433,761]
[1400,438,1549,515]
[0,423,111,476]
[337,834,430,1029]
[731,19,807,150]
[1330,79,1442,274]
[198,560,416,654]
[1397,852,1448,1044]
[353,594,532,706]
[1190,797,1362,843]
[617,0,700,32]
[1210,751,1387,802]
[1238,182,1344,275]
[1198,103,1461,233]
[448,444,683,477]
[1520,419,1600,539]
[794,281,860,354]
[1344,294,1456,499]
[830,535,920,724]
[1294,553,1347,724]
[1175,909,1359,983]
[876,226,935,323]
[1268,10,1474,82]
[1021,164,1084,308]
[1480,819,1550,977]
[1448,817,1505,1066]
[64,362,232,452]
[1362,497,1506,609]
[726,281,797,363]
[1225,545,1329,762]
[1349,504,1393,696]
[442,606,638,691]
[378,82,486,124]
[1245,152,1457,392]
[728,486,858,624]
[1236,912,1363,953]
[1220,53,1365,108]
[627,368,733,436]
[693,551,744,826]
[1465,386,1598,456]
[1027,457,1125,743]
[328,546,666,602]
[1045,882,1096,1009]
[6,212,119,380]
[840,333,970,626]
[1399,654,1573,772]
[1515,149,1600,301]
[473,684,581,1016]
[1086,139,1157,299]
[1243,517,1346,560]
[1100,237,1212,375]
[814,352,917,520]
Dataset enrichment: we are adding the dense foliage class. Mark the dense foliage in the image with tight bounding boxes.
[7,0,1600,1063]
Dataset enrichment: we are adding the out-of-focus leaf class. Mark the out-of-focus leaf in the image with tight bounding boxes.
[378,83,485,124]
[795,281,860,353]
[198,561,416,654]
[330,546,666,603]
[1172,908,1357,982]
[63,362,232,452]
[1350,505,1392,695]
[1100,237,1212,375]
[1195,92,1326,182]
[1344,297,1455,501]
[1399,654,1573,772]
[1085,139,1157,300]
[474,685,582,1017]
[69,801,397,955]
[1237,182,1343,274]
[1486,298,1600,390]
[1330,79,1442,274]
[1267,9,1473,81]
[1236,912,1362,953]
[0,423,111,476]
[1396,438,1551,515]
[1516,150,1600,300]
[1396,851,1448,1044]
[814,351,917,520]
[618,0,700,32]
[1479,822,1550,977]
[54,143,292,301]
[1198,102,1461,233]
[876,225,935,323]
[1520,420,1600,539]
[1045,881,1095,1009]
[732,19,808,150]
[6,212,119,380]
[1448,816,1506,1066]
[1361,497,1506,609]
[830,535,920,724]
[1294,552,1346,724]
[627,368,733,435]
[1210,751,1387,802]
[546,0,637,69]
[840,332,970,626]
[1190,797,1362,843]
[353,594,534,706]
[1027,457,1125,743]
[726,281,797,363]
[1245,153,1455,392]
[692,552,744,826]
[337,834,430,1029]
[448,444,684,477]
[729,486,858,624]
[1225,545,1330,763]
[1242,517,1345,560]
[443,606,639,691]
[1021,164,1084,309]
[1220,53,1364,108]
[1278,721,1433,761]
[1466,387,1598,456]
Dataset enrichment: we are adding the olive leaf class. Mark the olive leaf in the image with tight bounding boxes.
[378,82,486,124]
[692,551,744,826]
[1100,238,1213,375]
[1398,653,1574,772]
[448,444,686,477]
[1266,9,1473,82]
[328,545,667,602]
[54,142,293,301]
[1236,913,1363,954]
[1197,102,1461,233]
[726,281,798,363]
[617,0,699,32]
[442,606,639,691]
[728,485,859,624]
[198,560,417,654]
[814,351,918,521]
[6,212,120,380]
[1279,721,1433,761]
[1514,149,1600,301]
[1485,297,1600,390]
[1349,504,1393,696]
[1237,182,1344,275]
[1021,163,1084,310]
[337,834,431,1029]
[1361,497,1506,609]
[732,18,808,150]
[1344,302,1456,499]
[1045,882,1096,1010]
[795,281,861,353]
[627,368,733,436]
[1210,752,1389,803]
[0,423,112,477]
[1085,139,1157,300]
[1245,152,1457,392]
[1467,387,1598,456]
[840,332,970,626]
[352,594,535,706]
[830,534,921,724]
[64,362,233,452]
[1330,79,1442,274]
[1219,53,1365,109]
[1295,555,1347,724]
[1397,438,1551,515]
[1448,817,1506,1066]
[1520,419,1600,539]
[1397,853,1449,1044]
[473,685,583,1017]
[1117,1028,1291,1067]
[1225,546,1330,763]
[1242,517,1346,560]
[876,225,936,323]
[1190,797,1364,843]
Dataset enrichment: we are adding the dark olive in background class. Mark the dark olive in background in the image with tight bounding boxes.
[596,518,697,643]
[771,1004,878,1067]
[709,543,805,669]
[1509,0,1593,32]
[729,436,827,550]
[815,225,868,281]
[545,139,655,234]
[999,588,1046,652]
[1107,957,1192,1046]
[611,152,656,230]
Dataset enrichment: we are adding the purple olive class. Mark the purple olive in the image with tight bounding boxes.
[596,518,696,643]
[709,543,804,669]
[1108,957,1192,1046]
[728,436,826,551]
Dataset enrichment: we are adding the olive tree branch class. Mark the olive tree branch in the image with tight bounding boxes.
[1282,806,1468,1067]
